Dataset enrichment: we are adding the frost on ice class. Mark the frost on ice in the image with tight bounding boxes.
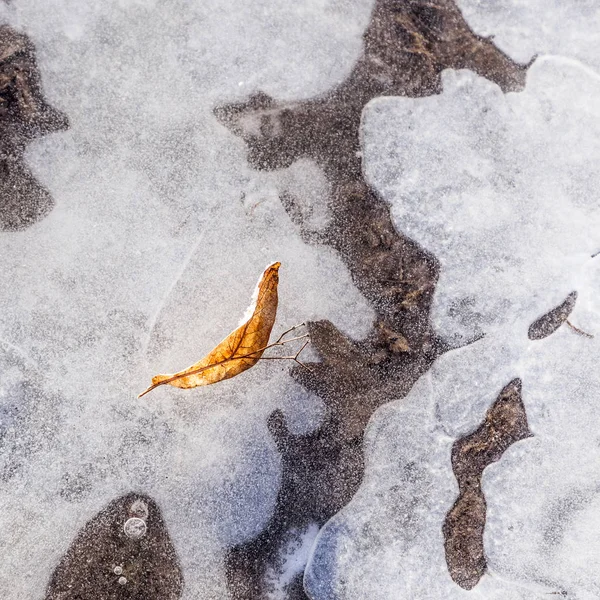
[457,0,600,70]
[306,58,600,598]
[2,0,600,598]
[363,59,600,346]
[0,0,373,598]
[484,270,600,598]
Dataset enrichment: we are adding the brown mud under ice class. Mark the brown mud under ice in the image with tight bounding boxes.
[216,0,529,597]
[443,379,532,590]
[45,493,183,600]
[0,25,68,231]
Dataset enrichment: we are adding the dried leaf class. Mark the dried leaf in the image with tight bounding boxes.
[527,291,577,340]
[139,262,280,398]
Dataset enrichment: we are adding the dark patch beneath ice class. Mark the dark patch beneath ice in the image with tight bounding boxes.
[0,25,68,231]
[443,379,532,589]
[45,493,183,600]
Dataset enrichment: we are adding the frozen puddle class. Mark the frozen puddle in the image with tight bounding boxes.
[1,0,600,598]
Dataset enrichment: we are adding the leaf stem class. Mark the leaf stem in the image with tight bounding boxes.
[566,320,594,338]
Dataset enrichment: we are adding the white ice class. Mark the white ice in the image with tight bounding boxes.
[484,259,600,599]
[362,58,600,346]
[0,1,374,598]
[305,52,600,600]
[457,0,600,71]
[306,296,600,598]
[3,1,600,599]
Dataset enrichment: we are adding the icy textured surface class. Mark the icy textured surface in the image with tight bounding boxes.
[306,299,600,598]
[457,0,600,70]
[306,260,600,598]
[0,1,374,597]
[303,333,522,599]
[305,363,531,600]
[363,58,600,345]
[4,0,600,598]
[305,57,600,598]
[484,259,600,598]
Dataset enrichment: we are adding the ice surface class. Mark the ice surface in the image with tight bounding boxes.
[3,0,600,598]
[305,53,600,599]
[484,259,600,598]
[305,301,600,598]
[0,0,374,597]
[457,0,600,71]
[305,365,533,600]
[306,259,600,598]
[362,58,600,345]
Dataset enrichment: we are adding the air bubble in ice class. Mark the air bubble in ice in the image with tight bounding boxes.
[124,517,147,540]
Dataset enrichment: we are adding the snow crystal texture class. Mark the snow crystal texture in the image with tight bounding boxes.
[3,1,600,599]
[306,41,600,600]
[0,1,373,598]
[458,0,600,70]
[363,59,600,345]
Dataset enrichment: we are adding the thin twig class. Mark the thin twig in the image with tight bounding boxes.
[270,334,309,347]
[148,333,307,386]
[258,339,313,372]
[293,339,313,372]
[272,323,306,344]
[566,320,594,338]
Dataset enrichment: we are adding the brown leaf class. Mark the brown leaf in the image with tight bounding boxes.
[528,291,577,340]
[139,262,280,398]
